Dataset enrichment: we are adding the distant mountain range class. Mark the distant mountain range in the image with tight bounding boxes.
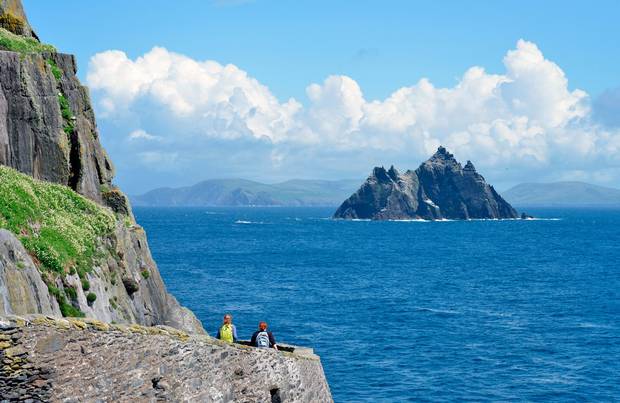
[502,181,620,206]
[131,178,620,208]
[131,179,360,207]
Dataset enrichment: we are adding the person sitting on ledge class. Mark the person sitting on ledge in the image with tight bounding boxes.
[251,321,278,350]
[216,313,238,343]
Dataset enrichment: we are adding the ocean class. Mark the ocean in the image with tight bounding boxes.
[134,207,620,402]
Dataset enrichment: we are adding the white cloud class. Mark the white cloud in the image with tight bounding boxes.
[128,129,161,141]
[89,40,620,187]
[88,47,301,142]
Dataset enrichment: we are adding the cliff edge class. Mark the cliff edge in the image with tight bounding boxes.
[334,146,519,220]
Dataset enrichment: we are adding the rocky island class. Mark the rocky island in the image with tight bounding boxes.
[0,1,332,401]
[334,147,520,220]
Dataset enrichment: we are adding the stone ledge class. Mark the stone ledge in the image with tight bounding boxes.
[0,315,320,361]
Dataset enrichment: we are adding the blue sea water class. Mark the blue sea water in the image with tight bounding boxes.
[133,207,620,402]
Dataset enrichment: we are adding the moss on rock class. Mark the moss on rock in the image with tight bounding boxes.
[0,26,54,53]
[0,165,115,275]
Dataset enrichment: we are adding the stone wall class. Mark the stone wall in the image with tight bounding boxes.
[0,315,333,402]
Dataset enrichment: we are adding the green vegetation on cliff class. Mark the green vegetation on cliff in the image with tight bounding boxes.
[57,92,75,135]
[0,166,115,276]
[46,58,62,80]
[45,59,76,136]
[0,26,54,53]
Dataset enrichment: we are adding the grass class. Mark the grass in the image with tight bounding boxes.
[65,286,77,300]
[60,300,85,317]
[46,58,62,80]
[141,269,150,280]
[57,93,75,135]
[0,27,55,54]
[0,166,115,276]
[81,279,90,291]
[86,292,97,305]
[48,59,75,136]
[47,284,84,318]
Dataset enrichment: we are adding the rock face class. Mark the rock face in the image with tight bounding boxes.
[0,50,114,203]
[0,230,60,317]
[0,315,333,402]
[334,146,519,220]
[0,1,203,334]
[0,0,38,39]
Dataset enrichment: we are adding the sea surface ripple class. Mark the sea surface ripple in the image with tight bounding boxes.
[134,207,620,402]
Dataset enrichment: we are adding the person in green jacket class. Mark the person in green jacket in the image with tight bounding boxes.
[216,313,238,343]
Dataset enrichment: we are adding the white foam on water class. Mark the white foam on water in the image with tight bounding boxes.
[523,217,562,221]
[331,217,562,222]
[234,220,265,225]
[389,219,429,222]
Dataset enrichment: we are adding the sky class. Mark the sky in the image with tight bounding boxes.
[25,0,620,194]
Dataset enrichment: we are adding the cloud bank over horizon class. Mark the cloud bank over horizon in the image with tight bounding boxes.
[87,40,620,192]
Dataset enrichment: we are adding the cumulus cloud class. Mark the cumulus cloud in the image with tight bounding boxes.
[88,40,620,190]
[88,47,301,142]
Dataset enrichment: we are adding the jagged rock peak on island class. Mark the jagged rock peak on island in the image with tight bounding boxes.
[0,0,203,335]
[334,146,520,220]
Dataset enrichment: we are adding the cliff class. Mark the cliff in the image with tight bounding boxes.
[334,146,520,220]
[0,2,203,333]
[0,315,333,402]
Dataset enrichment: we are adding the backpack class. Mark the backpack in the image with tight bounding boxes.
[256,331,270,348]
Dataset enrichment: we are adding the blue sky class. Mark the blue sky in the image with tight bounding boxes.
[25,0,620,193]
